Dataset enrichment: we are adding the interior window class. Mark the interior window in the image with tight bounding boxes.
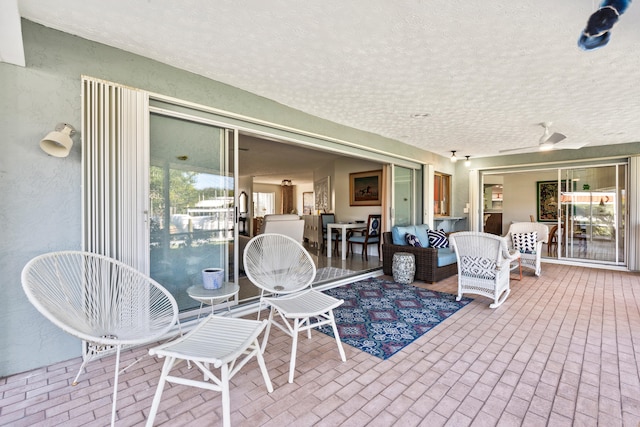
[253,192,275,216]
[434,172,451,216]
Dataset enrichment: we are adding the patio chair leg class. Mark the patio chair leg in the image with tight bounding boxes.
[329,310,346,362]
[305,317,312,339]
[260,307,275,354]
[221,364,231,427]
[110,345,122,427]
[288,318,301,383]
[146,356,177,427]
[71,354,91,386]
[254,338,274,393]
[490,288,510,309]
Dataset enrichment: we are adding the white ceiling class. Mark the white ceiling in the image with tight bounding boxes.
[15,0,640,161]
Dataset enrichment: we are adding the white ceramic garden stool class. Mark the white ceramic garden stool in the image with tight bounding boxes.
[392,252,416,284]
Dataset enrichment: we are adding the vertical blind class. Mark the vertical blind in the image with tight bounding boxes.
[468,169,480,231]
[82,77,150,271]
[629,156,640,270]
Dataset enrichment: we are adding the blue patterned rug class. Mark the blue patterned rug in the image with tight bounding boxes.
[318,277,473,360]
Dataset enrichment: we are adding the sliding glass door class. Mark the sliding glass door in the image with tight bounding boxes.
[149,112,238,312]
[392,165,414,226]
[558,165,626,265]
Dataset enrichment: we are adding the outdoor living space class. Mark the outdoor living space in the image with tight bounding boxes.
[2,263,639,426]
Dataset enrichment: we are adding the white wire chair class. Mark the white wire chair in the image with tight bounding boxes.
[505,222,549,276]
[243,233,346,383]
[449,232,521,308]
[21,251,179,426]
[146,316,273,427]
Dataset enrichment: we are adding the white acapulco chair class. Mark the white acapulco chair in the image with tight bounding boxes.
[449,232,521,308]
[21,251,179,426]
[243,233,347,383]
[146,316,273,427]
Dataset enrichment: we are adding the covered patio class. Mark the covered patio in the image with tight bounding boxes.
[2,263,639,426]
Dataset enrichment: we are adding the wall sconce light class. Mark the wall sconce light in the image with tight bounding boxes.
[450,151,457,163]
[40,123,76,157]
[464,156,471,167]
[239,191,248,214]
[281,179,292,186]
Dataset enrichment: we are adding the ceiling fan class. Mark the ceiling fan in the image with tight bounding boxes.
[500,123,586,154]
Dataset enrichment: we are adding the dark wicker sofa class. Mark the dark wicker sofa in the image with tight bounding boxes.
[382,231,458,284]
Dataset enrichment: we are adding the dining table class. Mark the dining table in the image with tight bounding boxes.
[327,222,365,260]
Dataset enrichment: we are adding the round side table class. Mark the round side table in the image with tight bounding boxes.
[187,282,240,319]
[392,252,416,285]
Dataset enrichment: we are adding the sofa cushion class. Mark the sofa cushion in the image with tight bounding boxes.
[414,224,431,248]
[392,225,416,245]
[428,229,449,248]
[405,233,422,247]
[437,247,457,267]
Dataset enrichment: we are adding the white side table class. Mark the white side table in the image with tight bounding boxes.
[187,283,240,319]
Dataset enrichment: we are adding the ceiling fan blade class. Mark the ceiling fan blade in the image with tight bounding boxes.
[545,132,566,144]
[498,145,539,154]
[554,140,588,149]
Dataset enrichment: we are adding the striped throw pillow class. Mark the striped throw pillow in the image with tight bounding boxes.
[427,229,449,248]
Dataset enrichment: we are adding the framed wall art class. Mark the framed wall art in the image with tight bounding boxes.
[537,180,560,222]
[303,192,314,215]
[314,176,330,212]
[350,170,382,206]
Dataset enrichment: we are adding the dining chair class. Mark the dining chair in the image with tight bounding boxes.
[347,214,381,260]
[548,224,559,256]
[320,213,341,255]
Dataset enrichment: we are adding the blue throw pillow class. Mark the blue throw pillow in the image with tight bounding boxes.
[428,229,449,248]
[392,225,416,245]
[414,224,430,248]
[405,233,422,247]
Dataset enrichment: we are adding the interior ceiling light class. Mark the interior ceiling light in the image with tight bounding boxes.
[464,156,471,167]
[450,151,458,162]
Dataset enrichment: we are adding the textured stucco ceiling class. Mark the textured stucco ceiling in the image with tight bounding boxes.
[16,0,640,161]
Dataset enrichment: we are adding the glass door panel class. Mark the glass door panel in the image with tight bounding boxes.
[149,113,237,312]
[559,165,626,265]
[393,166,413,226]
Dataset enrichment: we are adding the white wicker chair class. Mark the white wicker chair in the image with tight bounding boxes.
[243,233,346,383]
[504,222,549,276]
[449,232,521,308]
[21,251,179,426]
